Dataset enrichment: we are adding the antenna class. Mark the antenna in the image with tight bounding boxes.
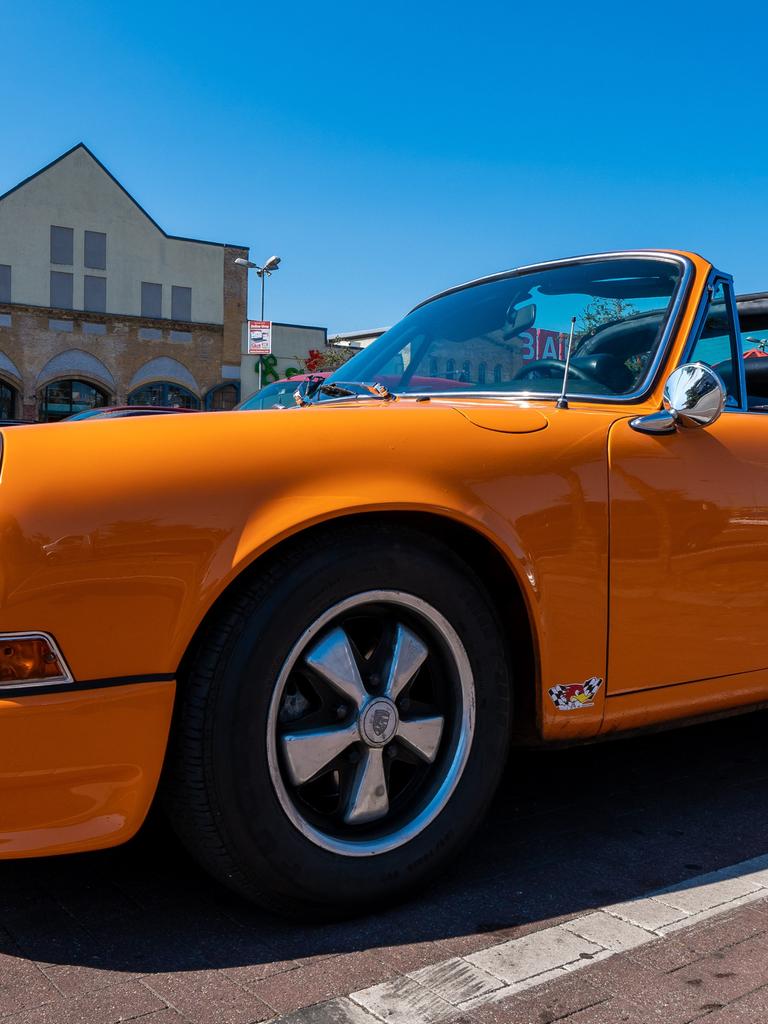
[555,317,577,410]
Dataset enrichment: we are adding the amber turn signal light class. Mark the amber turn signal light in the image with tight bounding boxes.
[0,634,72,686]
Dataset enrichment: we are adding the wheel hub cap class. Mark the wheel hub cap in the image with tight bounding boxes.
[267,590,476,856]
[359,698,398,746]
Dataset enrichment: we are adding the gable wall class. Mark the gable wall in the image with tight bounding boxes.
[0,148,224,323]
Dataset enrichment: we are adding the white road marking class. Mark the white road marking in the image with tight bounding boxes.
[271,852,768,1022]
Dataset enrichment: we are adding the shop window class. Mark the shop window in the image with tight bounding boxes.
[40,379,109,422]
[128,381,200,409]
[205,383,240,411]
[0,379,18,420]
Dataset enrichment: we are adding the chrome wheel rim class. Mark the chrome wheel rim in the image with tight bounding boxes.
[266,590,475,856]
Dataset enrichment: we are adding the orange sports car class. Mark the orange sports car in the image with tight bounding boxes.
[1,249,763,916]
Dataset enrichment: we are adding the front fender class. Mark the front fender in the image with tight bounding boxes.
[0,401,612,742]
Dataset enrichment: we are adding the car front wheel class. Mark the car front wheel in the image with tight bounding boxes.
[163,523,511,917]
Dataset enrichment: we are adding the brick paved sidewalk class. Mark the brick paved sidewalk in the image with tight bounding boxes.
[3,710,768,1024]
[6,895,768,1024]
[461,899,768,1024]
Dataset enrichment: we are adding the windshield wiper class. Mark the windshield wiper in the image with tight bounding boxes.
[294,378,397,406]
[319,381,394,400]
[319,382,358,398]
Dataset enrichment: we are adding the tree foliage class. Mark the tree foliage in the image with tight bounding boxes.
[577,297,639,337]
[300,346,357,373]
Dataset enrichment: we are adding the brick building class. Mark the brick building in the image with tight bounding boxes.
[0,143,247,420]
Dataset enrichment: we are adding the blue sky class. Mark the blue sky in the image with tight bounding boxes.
[2,1,768,331]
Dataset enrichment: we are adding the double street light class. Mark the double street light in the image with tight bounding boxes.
[234,255,281,320]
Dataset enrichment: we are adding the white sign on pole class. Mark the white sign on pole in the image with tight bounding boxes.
[248,320,272,355]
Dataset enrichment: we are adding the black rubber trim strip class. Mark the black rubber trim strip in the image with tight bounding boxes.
[0,672,175,700]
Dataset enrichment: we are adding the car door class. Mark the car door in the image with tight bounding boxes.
[607,276,768,694]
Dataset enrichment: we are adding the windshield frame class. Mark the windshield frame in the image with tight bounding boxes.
[328,251,695,406]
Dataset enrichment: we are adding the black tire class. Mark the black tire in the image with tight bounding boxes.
[162,522,511,918]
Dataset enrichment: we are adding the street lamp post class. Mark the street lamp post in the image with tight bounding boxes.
[234,255,281,319]
[234,256,282,392]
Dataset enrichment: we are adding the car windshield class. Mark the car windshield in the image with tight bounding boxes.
[66,408,109,420]
[238,381,297,410]
[327,257,684,399]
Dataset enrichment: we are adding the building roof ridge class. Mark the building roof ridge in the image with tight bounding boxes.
[0,142,249,251]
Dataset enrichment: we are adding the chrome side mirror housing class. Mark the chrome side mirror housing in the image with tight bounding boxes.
[630,362,726,435]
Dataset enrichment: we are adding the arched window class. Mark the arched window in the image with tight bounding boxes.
[461,360,471,383]
[40,379,109,422]
[0,379,18,420]
[205,383,240,411]
[477,362,487,386]
[493,364,503,384]
[446,358,456,379]
[128,382,200,409]
[428,357,439,378]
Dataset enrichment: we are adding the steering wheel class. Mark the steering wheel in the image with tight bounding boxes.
[511,359,595,383]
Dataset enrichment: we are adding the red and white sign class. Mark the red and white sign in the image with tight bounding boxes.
[519,328,567,362]
[248,320,272,355]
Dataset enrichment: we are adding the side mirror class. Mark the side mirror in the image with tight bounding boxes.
[630,362,726,435]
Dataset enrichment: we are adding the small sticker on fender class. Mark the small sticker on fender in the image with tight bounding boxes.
[549,676,603,710]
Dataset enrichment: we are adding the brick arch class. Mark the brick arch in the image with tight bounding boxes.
[36,349,116,391]
[128,357,200,396]
[0,351,22,383]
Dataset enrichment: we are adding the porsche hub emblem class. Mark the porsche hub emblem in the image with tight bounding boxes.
[360,698,398,745]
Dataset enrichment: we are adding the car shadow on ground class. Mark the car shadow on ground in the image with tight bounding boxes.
[1,709,767,976]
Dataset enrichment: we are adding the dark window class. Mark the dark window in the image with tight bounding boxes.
[171,285,192,321]
[0,379,17,419]
[141,282,162,318]
[50,226,73,265]
[478,362,487,385]
[50,271,73,309]
[128,381,200,408]
[40,379,109,422]
[493,364,502,384]
[205,383,240,410]
[446,358,456,378]
[428,357,438,377]
[84,275,106,312]
[0,265,10,303]
[461,360,471,382]
[84,231,106,270]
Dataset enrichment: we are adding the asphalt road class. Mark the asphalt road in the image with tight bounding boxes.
[2,708,768,1022]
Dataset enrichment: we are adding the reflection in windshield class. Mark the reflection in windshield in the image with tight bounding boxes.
[328,257,683,399]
